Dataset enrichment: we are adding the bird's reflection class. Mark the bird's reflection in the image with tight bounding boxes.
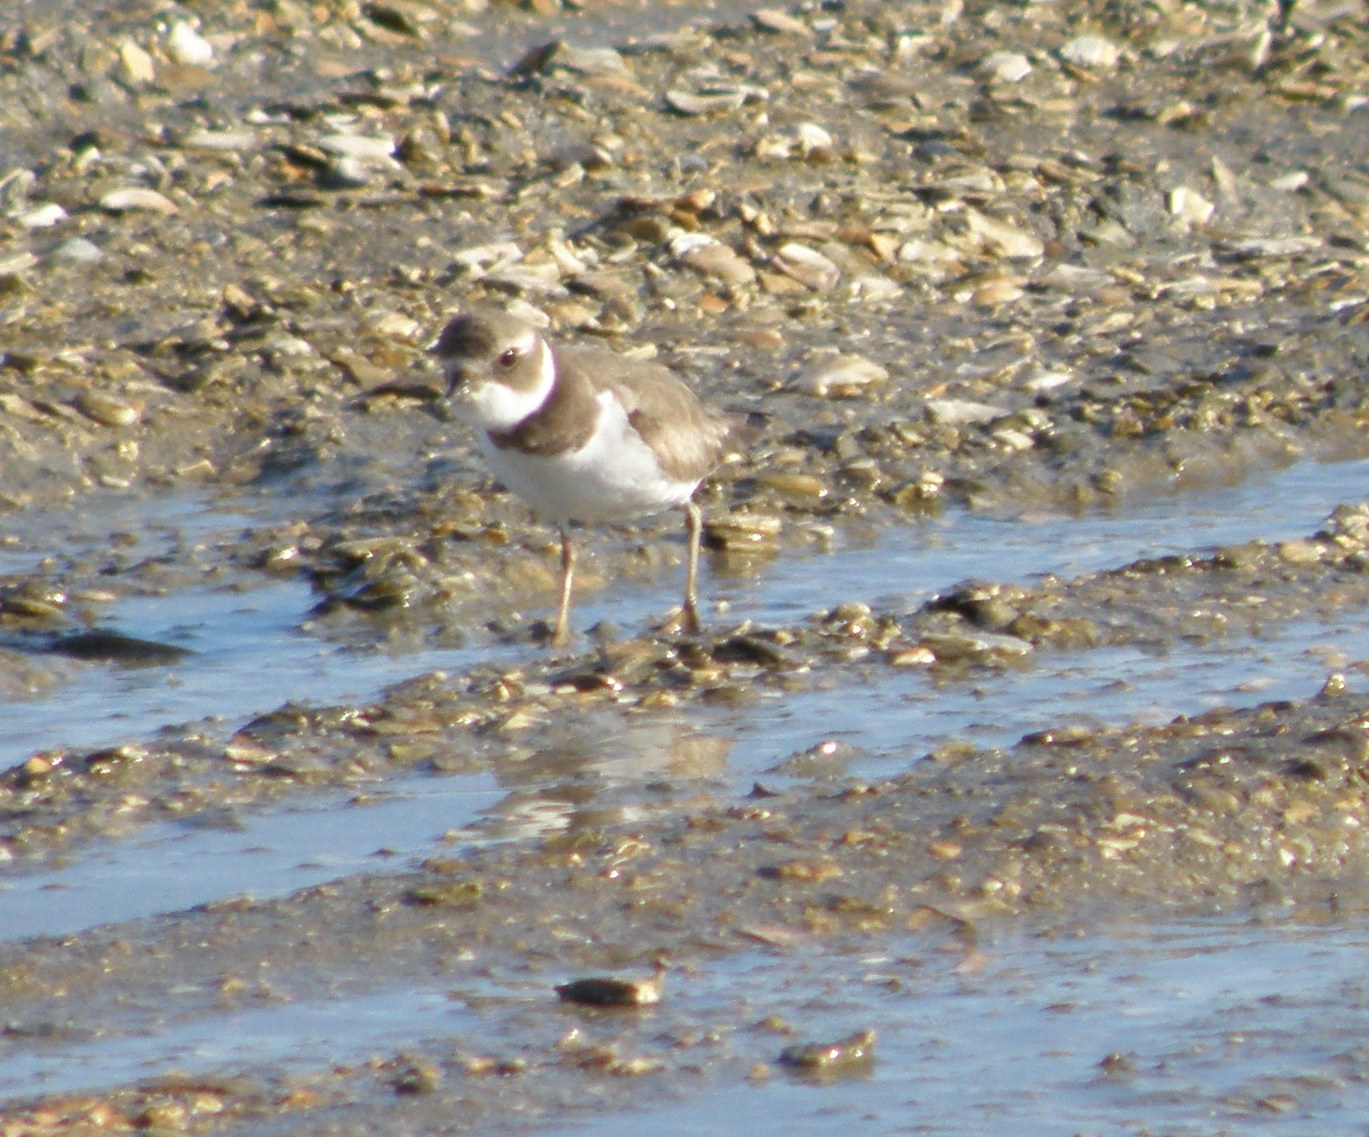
[466,709,734,842]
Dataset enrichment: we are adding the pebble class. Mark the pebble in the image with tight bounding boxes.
[920,630,1033,663]
[793,354,889,398]
[1019,366,1074,394]
[757,122,835,161]
[451,241,524,274]
[665,72,766,115]
[166,21,215,68]
[963,209,1044,260]
[0,168,35,209]
[1168,186,1215,227]
[772,243,840,292]
[49,238,103,264]
[1060,34,1121,70]
[119,38,156,84]
[320,156,374,189]
[924,398,1006,427]
[1277,539,1324,565]
[753,9,810,34]
[318,133,398,163]
[703,512,783,558]
[779,1029,876,1075]
[980,51,1032,83]
[556,961,666,1007]
[100,187,178,214]
[75,390,141,427]
[15,202,66,228]
[548,43,630,77]
[755,471,829,504]
[674,236,757,287]
[181,128,256,151]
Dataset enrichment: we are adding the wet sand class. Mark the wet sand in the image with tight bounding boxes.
[4,0,1369,1131]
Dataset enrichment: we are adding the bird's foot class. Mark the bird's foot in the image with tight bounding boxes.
[530,618,573,650]
[653,606,703,638]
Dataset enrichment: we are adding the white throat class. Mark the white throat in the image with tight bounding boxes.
[458,337,555,432]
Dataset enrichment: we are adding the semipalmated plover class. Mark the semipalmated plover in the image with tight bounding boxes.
[432,309,732,644]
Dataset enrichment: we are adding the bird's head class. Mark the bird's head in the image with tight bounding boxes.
[430,309,555,431]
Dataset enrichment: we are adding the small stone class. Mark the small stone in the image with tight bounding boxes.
[756,471,829,504]
[317,132,397,163]
[888,641,938,669]
[665,74,765,116]
[181,128,256,151]
[320,156,373,189]
[924,397,1005,426]
[100,186,178,214]
[15,202,66,228]
[753,8,809,34]
[49,238,103,263]
[772,242,840,291]
[1060,34,1121,70]
[1277,539,1323,565]
[779,1029,876,1075]
[980,51,1032,83]
[1270,171,1310,193]
[75,390,140,427]
[1168,186,1214,227]
[119,38,156,84]
[793,354,888,398]
[928,838,963,860]
[963,210,1044,259]
[0,251,37,275]
[0,168,35,210]
[556,961,666,1007]
[760,858,841,882]
[550,43,630,77]
[1020,366,1073,394]
[666,87,746,115]
[970,276,1026,305]
[703,512,782,554]
[792,122,834,159]
[165,21,215,67]
[391,1060,442,1095]
[674,236,756,286]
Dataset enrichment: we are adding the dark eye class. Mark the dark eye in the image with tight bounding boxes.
[497,347,519,369]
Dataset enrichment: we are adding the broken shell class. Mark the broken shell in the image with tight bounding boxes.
[1060,34,1121,70]
[1168,186,1214,226]
[166,20,215,67]
[75,390,141,427]
[675,236,757,287]
[772,243,840,291]
[980,51,1032,83]
[665,75,767,116]
[100,187,178,214]
[794,354,889,398]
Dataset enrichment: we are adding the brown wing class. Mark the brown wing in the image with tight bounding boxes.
[559,345,729,483]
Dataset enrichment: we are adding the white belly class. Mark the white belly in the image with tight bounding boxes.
[480,394,699,523]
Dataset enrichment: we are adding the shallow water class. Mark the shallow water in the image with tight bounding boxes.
[8,913,1369,1137]
[7,456,1363,768]
[5,457,1369,1127]
[4,457,1367,942]
[535,918,1369,1137]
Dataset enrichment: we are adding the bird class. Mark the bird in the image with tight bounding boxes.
[431,308,732,645]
